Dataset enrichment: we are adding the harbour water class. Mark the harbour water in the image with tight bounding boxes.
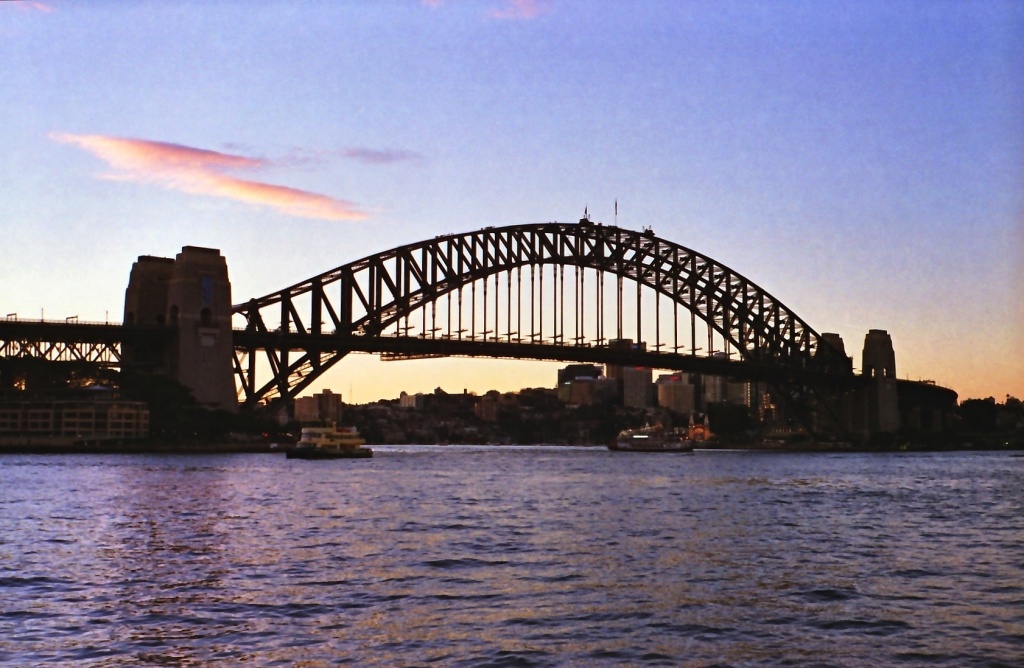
[1,447,1022,666]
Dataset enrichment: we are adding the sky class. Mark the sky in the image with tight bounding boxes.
[1,0,1022,404]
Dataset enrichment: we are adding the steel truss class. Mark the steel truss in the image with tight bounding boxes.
[0,321,172,368]
[0,337,120,364]
[233,222,852,414]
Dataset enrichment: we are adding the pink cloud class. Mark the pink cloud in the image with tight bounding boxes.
[51,134,262,172]
[196,174,366,221]
[422,0,549,20]
[10,2,55,12]
[491,0,549,20]
[50,133,367,221]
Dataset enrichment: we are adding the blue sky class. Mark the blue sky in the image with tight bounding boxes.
[2,0,1021,402]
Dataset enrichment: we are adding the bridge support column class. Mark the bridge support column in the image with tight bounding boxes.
[812,333,855,435]
[123,255,175,371]
[858,329,899,436]
[124,246,237,412]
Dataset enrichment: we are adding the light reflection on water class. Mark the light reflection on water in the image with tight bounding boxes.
[1,449,1022,666]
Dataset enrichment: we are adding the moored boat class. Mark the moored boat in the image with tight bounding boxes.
[286,423,372,459]
[609,425,695,453]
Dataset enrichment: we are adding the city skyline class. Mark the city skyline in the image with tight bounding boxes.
[2,1,1021,403]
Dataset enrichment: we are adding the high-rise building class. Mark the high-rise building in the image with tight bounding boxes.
[557,364,611,406]
[656,374,694,414]
[605,339,654,408]
[294,389,344,424]
[621,366,654,408]
[557,364,603,386]
[604,339,641,381]
[695,353,751,409]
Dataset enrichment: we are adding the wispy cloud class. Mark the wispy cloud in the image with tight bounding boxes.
[421,0,550,20]
[491,0,549,20]
[50,134,368,221]
[340,148,424,165]
[262,146,423,169]
[5,1,55,12]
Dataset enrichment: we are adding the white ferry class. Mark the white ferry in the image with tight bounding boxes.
[286,423,372,459]
[609,425,695,453]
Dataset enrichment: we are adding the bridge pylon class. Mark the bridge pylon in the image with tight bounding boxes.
[124,246,237,412]
[858,329,899,435]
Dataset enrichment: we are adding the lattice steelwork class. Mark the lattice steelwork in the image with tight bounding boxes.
[0,321,132,365]
[233,221,851,411]
[0,321,174,368]
[0,337,120,364]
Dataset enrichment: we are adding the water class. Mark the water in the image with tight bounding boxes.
[1,447,1022,667]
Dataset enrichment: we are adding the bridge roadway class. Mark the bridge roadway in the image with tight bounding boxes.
[0,320,170,364]
[0,318,851,387]
[240,330,852,387]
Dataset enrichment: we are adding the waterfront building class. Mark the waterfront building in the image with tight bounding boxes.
[0,398,149,445]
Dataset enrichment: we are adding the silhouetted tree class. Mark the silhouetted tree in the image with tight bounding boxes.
[959,398,998,432]
[706,401,756,439]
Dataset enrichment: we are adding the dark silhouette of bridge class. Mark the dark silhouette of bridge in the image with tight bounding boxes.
[1,219,867,433]
[233,220,855,421]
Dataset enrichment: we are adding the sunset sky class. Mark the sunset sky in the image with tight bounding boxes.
[2,0,1021,403]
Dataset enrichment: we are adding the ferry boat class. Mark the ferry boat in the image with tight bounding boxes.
[286,423,372,459]
[609,425,695,453]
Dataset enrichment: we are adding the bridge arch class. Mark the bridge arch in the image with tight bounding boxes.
[232,221,850,411]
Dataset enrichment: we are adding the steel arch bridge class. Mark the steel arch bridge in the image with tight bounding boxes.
[232,220,852,418]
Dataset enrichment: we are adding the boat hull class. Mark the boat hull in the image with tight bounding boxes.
[611,425,696,453]
[286,447,373,459]
[608,442,694,453]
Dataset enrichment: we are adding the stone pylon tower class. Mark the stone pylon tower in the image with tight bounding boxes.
[814,332,854,434]
[123,256,175,326]
[124,246,237,412]
[861,329,899,434]
[122,256,175,371]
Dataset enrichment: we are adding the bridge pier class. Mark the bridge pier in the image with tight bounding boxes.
[124,247,237,412]
[858,329,900,436]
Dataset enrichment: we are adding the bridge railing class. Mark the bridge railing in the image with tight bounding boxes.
[2,316,124,326]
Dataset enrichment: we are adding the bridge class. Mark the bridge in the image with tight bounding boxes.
[2,219,892,435]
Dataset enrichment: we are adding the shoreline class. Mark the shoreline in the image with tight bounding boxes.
[0,441,284,455]
[0,441,1019,455]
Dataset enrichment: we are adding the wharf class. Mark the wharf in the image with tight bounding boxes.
[0,439,283,455]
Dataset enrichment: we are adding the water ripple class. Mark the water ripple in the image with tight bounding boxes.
[0,450,1022,666]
